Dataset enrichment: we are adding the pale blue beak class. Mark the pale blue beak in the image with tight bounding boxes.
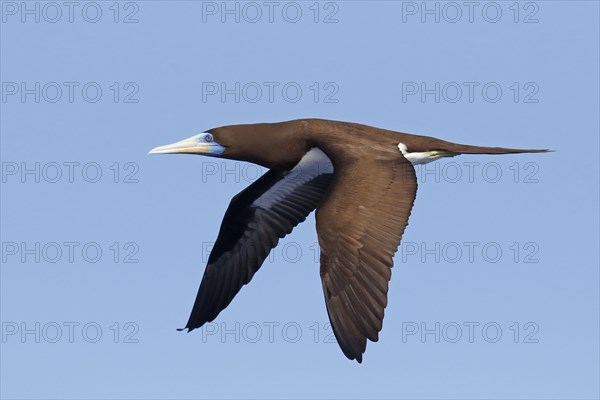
[148,133,225,156]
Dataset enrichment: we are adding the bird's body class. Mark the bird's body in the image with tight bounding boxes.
[149,118,550,362]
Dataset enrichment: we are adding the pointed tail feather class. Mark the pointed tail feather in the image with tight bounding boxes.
[443,143,553,155]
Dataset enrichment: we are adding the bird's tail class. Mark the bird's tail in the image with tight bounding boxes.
[442,143,552,155]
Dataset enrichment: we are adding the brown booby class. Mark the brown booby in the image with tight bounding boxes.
[149,119,549,363]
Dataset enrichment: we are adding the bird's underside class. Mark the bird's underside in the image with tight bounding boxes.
[149,118,550,362]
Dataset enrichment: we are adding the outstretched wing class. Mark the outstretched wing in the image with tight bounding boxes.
[182,148,333,331]
[316,145,417,362]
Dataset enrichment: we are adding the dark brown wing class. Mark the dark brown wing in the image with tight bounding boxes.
[182,149,333,331]
[316,145,417,362]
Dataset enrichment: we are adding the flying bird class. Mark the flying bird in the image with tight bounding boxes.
[149,119,549,362]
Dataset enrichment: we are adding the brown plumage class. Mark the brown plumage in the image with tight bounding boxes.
[149,118,550,362]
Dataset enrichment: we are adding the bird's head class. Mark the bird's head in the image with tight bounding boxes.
[149,122,310,169]
[148,125,266,162]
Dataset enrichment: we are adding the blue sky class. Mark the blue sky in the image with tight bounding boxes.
[1,1,599,399]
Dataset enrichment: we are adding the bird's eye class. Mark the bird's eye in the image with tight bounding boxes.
[205,134,213,143]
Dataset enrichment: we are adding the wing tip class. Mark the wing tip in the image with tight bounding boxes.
[341,345,365,364]
[341,349,364,363]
